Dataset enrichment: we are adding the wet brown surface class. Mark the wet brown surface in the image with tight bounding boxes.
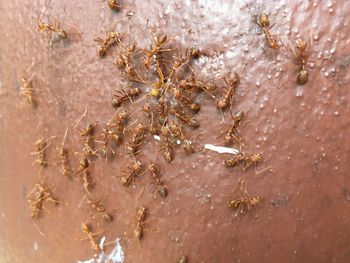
[1,0,350,262]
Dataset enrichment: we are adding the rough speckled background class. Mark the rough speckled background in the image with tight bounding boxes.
[0,0,350,262]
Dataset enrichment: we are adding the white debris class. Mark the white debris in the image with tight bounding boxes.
[33,242,39,251]
[153,135,161,141]
[77,237,125,263]
[204,144,239,154]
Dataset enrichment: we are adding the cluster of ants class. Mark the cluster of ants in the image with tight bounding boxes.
[20,2,315,262]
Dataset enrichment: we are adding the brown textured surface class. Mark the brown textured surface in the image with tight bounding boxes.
[0,0,350,262]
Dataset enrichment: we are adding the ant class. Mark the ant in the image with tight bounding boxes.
[80,222,101,253]
[169,107,200,128]
[160,138,173,163]
[148,61,169,97]
[20,74,36,105]
[107,110,128,130]
[223,110,246,146]
[31,137,55,168]
[74,153,94,193]
[155,97,168,126]
[75,153,90,175]
[148,163,167,198]
[251,11,281,51]
[290,38,310,85]
[59,127,72,178]
[79,123,97,157]
[172,87,201,113]
[169,49,194,79]
[121,159,142,186]
[38,20,68,45]
[169,123,197,155]
[115,43,146,83]
[27,182,59,218]
[94,31,120,58]
[96,128,115,160]
[142,32,170,70]
[142,103,159,135]
[159,125,174,163]
[86,197,113,222]
[217,71,240,110]
[82,169,94,194]
[97,111,128,157]
[74,110,97,157]
[128,123,146,156]
[112,86,140,109]
[224,152,262,170]
[105,110,128,143]
[179,72,217,97]
[134,206,147,241]
[228,179,261,216]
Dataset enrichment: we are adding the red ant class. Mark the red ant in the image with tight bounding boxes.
[80,222,101,253]
[94,31,120,58]
[224,152,262,168]
[148,163,167,198]
[290,38,310,85]
[59,127,72,178]
[27,182,59,218]
[169,107,200,128]
[121,159,143,186]
[134,206,147,241]
[248,8,281,51]
[228,179,261,216]
[128,123,146,156]
[223,110,247,146]
[86,197,113,222]
[217,71,240,110]
[112,86,140,109]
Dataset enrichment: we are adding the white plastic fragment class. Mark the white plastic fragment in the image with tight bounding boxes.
[77,237,125,263]
[204,144,239,154]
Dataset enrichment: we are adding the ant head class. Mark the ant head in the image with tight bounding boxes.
[148,163,159,174]
[81,222,90,232]
[295,38,307,52]
[217,100,226,110]
[190,47,201,59]
[57,30,68,39]
[98,46,107,58]
[258,13,269,27]
[225,71,240,86]
[224,135,233,145]
[234,111,245,121]
[190,103,201,113]
[206,82,217,92]
[118,110,128,119]
[252,153,263,162]
[154,33,167,46]
[127,42,136,53]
